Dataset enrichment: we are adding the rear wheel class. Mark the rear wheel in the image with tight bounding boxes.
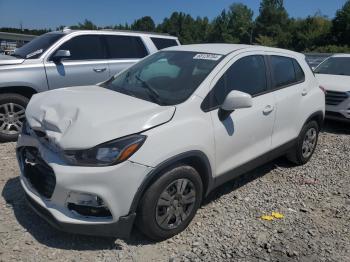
[287,120,319,165]
[0,94,28,142]
[136,165,203,240]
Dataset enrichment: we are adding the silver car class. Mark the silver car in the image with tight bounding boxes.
[0,29,180,142]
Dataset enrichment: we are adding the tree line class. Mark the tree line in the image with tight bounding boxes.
[1,0,350,53]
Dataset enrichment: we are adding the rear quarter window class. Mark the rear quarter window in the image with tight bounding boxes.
[150,37,179,50]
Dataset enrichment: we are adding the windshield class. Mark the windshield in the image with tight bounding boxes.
[103,51,224,105]
[314,57,350,76]
[13,33,64,59]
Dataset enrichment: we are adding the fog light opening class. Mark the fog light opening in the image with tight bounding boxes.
[66,192,112,218]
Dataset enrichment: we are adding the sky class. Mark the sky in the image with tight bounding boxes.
[0,0,347,30]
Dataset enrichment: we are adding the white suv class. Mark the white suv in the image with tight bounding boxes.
[17,44,325,240]
[314,54,350,122]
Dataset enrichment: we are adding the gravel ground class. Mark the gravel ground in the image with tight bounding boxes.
[0,120,349,262]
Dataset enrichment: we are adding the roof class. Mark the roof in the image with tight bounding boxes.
[58,29,178,39]
[166,43,304,57]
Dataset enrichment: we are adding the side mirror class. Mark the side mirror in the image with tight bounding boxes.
[52,50,71,63]
[218,90,252,120]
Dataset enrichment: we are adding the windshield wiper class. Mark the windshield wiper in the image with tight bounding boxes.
[134,75,162,104]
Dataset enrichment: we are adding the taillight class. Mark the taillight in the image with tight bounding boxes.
[319,86,326,94]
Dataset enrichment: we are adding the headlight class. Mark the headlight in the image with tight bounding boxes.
[63,134,146,166]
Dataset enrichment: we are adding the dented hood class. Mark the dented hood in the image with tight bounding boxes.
[26,85,175,150]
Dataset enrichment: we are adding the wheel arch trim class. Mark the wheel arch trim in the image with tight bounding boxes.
[303,110,324,129]
[128,150,213,214]
[0,86,37,99]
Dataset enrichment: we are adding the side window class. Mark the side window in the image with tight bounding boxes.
[105,35,148,59]
[293,59,305,82]
[270,56,296,88]
[202,55,267,111]
[58,35,105,60]
[150,37,178,50]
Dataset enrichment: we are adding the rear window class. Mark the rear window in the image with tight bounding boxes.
[150,37,178,50]
[105,35,148,59]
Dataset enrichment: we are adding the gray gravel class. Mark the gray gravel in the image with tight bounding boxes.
[0,120,350,262]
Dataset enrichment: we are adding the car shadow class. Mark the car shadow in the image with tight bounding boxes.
[321,119,350,135]
[203,156,292,205]
[1,176,153,250]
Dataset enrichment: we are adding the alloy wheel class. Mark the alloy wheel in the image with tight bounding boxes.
[0,103,26,135]
[302,127,317,158]
[156,178,196,230]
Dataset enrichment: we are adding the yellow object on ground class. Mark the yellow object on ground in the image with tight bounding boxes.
[261,215,274,221]
[272,212,284,219]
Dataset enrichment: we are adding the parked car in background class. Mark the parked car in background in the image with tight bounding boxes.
[305,53,332,70]
[17,44,325,240]
[314,54,350,122]
[0,29,180,142]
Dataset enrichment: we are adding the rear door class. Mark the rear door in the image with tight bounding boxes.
[44,34,110,89]
[104,35,149,77]
[266,54,307,148]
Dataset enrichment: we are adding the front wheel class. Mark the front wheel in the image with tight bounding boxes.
[287,120,319,165]
[136,166,203,240]
[0,93,29,142]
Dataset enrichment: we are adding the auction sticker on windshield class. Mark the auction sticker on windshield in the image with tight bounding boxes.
[193,53,222,61]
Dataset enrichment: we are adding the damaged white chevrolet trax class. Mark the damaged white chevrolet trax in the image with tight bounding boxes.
[17,44,325,240]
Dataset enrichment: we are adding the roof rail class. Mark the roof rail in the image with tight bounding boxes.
[62,26,71,33]
[101,29,171,36]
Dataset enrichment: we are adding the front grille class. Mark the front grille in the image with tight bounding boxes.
[21,147,56,199]
[325,91,349,106]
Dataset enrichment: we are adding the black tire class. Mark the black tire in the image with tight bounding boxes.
[287,120,319,165]
[136,165,203,241]
[0,93,29,142]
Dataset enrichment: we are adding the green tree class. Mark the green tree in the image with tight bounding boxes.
[255,0,292,47]
[158,12,200,44]
[207,10,236,43]
[131,16,155,32]
[332,0,350,45]
[291,15,332,51]
[71,19,97,30]
[227,3,254,44]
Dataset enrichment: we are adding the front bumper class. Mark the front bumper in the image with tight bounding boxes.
[25,191,136,237]
[16,133,153,238]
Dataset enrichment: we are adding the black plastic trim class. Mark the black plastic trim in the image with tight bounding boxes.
[128,150,214,214]
[213,139,297,189]
[304,110,325,128]
[25,193,135,238]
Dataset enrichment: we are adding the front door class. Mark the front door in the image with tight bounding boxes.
[203,53,276,177]
[44,34,109,89]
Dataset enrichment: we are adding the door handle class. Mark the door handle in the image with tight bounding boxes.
[263,105,274,115]
[93,67,107,73]
[302,89,308,96]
